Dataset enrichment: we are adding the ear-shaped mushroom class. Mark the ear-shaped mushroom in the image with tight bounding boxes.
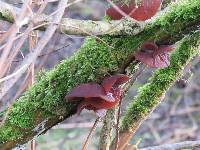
[65,83,117,116]
[102,74,129,93]
[65,75,129,117]
[106,0,161,21]
[134,42,175,68]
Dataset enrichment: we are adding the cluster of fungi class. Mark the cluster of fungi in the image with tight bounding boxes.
[65,0,175,116]
[65,75,129,117]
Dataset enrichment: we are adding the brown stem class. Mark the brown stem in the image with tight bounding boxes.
[82,117,100,150]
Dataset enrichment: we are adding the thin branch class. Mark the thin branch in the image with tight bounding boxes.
[0,1,144,36]
[82,117,100,150]
[106,0,140,23]
[52,122,102,129]
[1,24,34,79]
[0,0,32,77]
[12,43,70,63]
[0,0,68,100]
[0,65,28,83]
[140,140,200,150]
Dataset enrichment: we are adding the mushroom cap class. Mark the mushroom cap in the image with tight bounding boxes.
[102,74,129,93]
[65,83,115,102]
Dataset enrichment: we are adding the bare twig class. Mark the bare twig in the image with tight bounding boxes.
[1,1,47,78]
[0,0,32,77]
[0,65,28,84]
[106,0,140,24]
[0,0,69,100]
[1,24,34,78]
[82,117,100,150]
[12,43,70,63]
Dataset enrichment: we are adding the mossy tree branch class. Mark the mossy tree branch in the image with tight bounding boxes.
[0,0,200,149]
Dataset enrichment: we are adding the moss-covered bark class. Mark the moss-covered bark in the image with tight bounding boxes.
[0,0,200,149]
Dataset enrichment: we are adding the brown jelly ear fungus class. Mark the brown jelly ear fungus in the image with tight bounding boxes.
[134,42,176,68]
[65,74,129,118]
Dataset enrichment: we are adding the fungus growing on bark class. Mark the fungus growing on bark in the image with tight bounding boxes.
[106,0,161,21]
[134,42,175,68]
[65,74,129,117]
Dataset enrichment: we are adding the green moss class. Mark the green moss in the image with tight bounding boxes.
[0,125,23,143]
[121,32,200,131]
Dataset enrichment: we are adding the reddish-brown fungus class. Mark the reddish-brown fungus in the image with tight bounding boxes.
[134,42,176,68]
[65,83,114,102]
[106,0,161,21]
[65,75,129,117]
